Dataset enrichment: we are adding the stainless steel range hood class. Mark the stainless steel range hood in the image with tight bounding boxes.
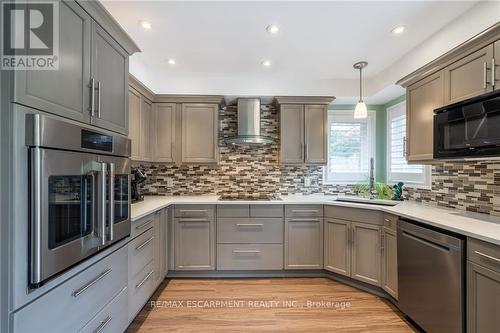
[225,98,273,145]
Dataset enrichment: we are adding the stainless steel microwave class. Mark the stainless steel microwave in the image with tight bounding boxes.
[434,90,500,160]
[26,114,131,288]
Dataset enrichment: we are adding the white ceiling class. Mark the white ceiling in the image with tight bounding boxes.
[102,0,481,104]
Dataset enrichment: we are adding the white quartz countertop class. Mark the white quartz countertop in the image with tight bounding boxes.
[131,194,500,245]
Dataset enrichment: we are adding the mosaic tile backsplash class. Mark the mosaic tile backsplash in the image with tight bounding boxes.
[136,104,500,216]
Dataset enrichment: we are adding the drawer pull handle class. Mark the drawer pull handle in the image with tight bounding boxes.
[135,236,154,251]
[135,219,153,230]
[233,250,260,254]
[474,251,500,263]
[236,223,264,227]
[72,268,112,298]
[179,209,208,213]
[384,219,391,222]
[136,270,154,289]
[93,315,112,333]
[292,210,318,214]
[178,218,211,223]
[289,219,320,222]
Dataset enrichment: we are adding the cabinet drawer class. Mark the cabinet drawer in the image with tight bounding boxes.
[175,205,215,219]
[131,213,155,239]
[128,260,156,320]
[250,204,283,218]
[324,206,383,225]
[12,246,128,333]
[78,286,128,333]
[217,218,283,244]
[217,244,283,270]
[383,213,398,231]
[217,205,250,218]
[129,228,154,278]
[468,238,500,272]
[285,205,323,218]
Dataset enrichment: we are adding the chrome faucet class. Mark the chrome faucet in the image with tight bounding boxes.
[369,157,377,199]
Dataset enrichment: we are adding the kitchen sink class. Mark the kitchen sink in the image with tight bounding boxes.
[334,196,400,206]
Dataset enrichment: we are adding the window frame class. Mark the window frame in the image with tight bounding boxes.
[323,109,377,185]
[386,101,431,189]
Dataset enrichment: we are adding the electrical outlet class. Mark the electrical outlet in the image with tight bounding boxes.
[304,176,312,187]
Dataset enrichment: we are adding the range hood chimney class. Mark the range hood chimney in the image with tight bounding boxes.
[225,98,273,145]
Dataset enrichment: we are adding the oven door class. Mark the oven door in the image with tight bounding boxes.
[30,148,108,286]
[99,155,130,245]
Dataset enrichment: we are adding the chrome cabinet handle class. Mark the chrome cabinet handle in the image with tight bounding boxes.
[474,251,500,264]
[483,62,490,89]
[291,210,319,214]
[135,219,153,230]
[236,223,264,227]
[232,250,260,254]
[99,162,107,245]
[351,228,355,245]
[493,58,498,87]
[135,236,154,251]
[177,218,211,223]
[72,268,112,297]
[136,270,154,289]
[93,316,112,333]
[380,232,385,251]
[179,209,207,213]
[289,219,320,222]
[89,78,95,116]
[97,81,102,118]
[108,163,115,242]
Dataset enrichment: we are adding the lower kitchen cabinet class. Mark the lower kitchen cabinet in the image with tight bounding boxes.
[285,217,323,269]
[381,227,398,299]
[351,222,381,285]
[324,218,350,276]
[153,208,167,285]
[174,206,216,270]
[467,238,500,333]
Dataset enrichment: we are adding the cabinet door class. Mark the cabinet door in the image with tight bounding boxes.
[304,105,327,164]
[280,104,305,164]
[285,218,323,269]
[381,228,398,299]
[181,104,218,163]
[153,209,167,286]
[324,218,350,276]
[467,261,500,333]
[14,1,91,123]
[153,103,176,163]
[444,45,494,103]
[495,41,500,90]
[140,98,152,161]
[128,88,141,160]
[174,217,215,270]
[406,71,444,162]
[351,222,381,286]
[90,23,129,134]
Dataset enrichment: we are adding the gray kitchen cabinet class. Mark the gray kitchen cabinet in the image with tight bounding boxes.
[153,103,177,163]
[406,70,445,162]
[140,98,153,161]
[14,1,91,123]
[324,218,350,276]
[351,222,381,285]
[467,238,500,333]
[128,88,141,160]
[174,206,216,270]
[381,227,398,299]
[280,104,327,165]
[280,104,305,164]
[181,103,219,163]
[304,105,328,164]
[153,209,167,286]
[285,213,323,270]
[90,22,129,134]
[444,44,495,103]
[495,40,500,90]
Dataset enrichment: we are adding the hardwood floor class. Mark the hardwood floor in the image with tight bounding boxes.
[127,278,417,333]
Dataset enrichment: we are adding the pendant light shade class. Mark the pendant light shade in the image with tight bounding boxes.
[353,61,368,119]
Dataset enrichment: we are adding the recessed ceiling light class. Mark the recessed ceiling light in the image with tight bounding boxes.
[139,20,152,30]
[266,24,279,34]
[262,60,271,67]
[391,25,406,35]
[167,59,176,65]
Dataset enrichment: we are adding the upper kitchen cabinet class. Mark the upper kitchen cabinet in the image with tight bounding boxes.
[495,40,500,88]
[13,0,140,135]
[275,96,334,165]
[89,23,129,134]
[153,103,176,163]
[181,103,219,163]
[14,1,91,123]
[406,71,444,162]
[128,88,141,160]
[444,45,494,103]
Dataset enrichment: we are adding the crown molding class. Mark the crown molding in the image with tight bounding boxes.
[129,75,155,102]
[154,94,225,105]
[273,96,335,105]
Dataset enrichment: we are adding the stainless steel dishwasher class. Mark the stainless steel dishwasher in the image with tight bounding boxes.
[398,219,464,333]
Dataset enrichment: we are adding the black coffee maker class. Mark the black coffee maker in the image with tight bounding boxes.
[131,168,147,203]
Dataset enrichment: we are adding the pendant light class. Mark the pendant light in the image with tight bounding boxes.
[353,61,368,119]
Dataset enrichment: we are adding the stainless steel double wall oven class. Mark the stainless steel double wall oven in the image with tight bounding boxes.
[26,114,131,287]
